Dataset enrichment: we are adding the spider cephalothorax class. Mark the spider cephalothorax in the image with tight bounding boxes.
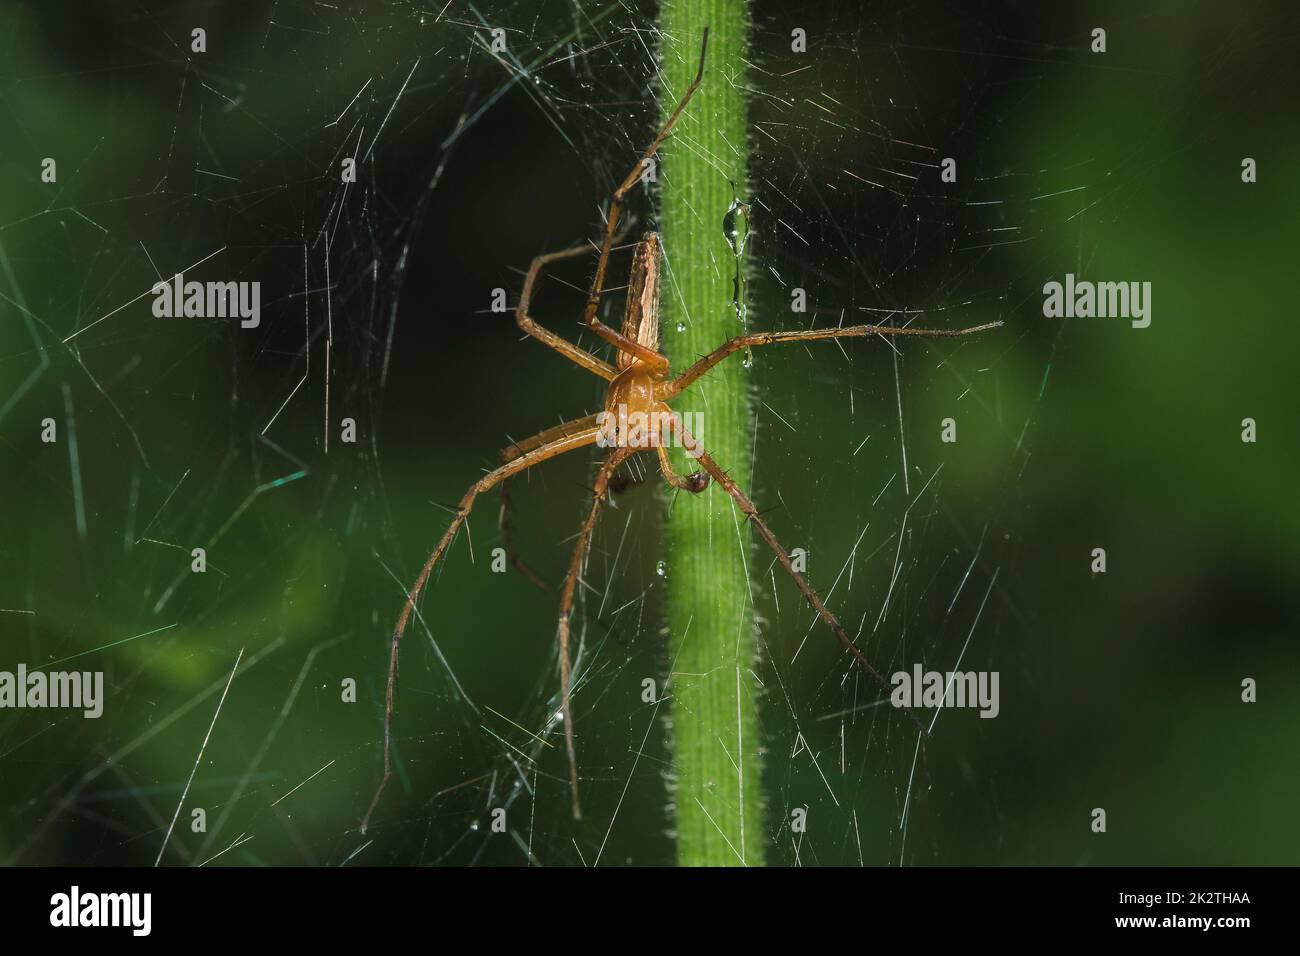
[595,231,710,490]
[362,29,1000,833]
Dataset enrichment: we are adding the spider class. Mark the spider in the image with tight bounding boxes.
[361,29,1001,833]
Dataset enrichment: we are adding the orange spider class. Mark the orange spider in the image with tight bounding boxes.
[362,29,1000,832]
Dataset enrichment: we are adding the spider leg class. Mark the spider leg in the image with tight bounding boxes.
[499,479,552,593]
[661,319,1004,398]
[361,424,604,834]
[554,447,632,820]
[496,413,603,594]
[580,31,710,374]
[654,417,710,493]
[667,419,927,734]
[518,245,619,381]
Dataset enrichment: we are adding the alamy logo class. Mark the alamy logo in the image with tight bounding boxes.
[50,886,151,936]
[0,664,103,718]
[596,406,703,458]
[151,273,261,328]
[891,665,999,719]
[1042,273,1151,328]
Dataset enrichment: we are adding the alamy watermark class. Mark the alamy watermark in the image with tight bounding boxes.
[1043,273,1151,328]
[891,665,999,719]
[596,406,703,457]
[151,273,261,328]
[0,664,103,718]
[50,886,150,936]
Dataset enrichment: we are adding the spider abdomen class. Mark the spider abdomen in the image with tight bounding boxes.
[617,233,663,370]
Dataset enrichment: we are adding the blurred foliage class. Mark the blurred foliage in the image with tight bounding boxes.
[0,0,1296,865]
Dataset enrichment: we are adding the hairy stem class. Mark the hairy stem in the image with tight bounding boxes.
[658,0,763,867]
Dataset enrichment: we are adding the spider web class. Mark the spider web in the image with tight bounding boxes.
[3,0,1293,867]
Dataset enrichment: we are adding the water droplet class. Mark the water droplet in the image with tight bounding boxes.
[722,195,752,324]
[741,350,754,369]
[655,560,668,577]
[675,321,686,333]
[469,820,480,832]
[722,198,749,258]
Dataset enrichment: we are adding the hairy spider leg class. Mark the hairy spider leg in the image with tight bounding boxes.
[362,424,604,834]
[667,417,928,734]
[579,30,711,375]
[516,245,618,380]
[553,447,632,819]
[497,413,603,593]
[661,319,1005,398]
[647,409,711,492]
[655,442,710,493]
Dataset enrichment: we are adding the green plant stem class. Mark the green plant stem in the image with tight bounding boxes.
[658,0,763,867]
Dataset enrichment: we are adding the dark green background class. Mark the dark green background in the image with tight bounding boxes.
[1,0,1296,865]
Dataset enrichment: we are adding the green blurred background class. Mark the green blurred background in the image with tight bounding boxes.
[0,0,1296,865]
